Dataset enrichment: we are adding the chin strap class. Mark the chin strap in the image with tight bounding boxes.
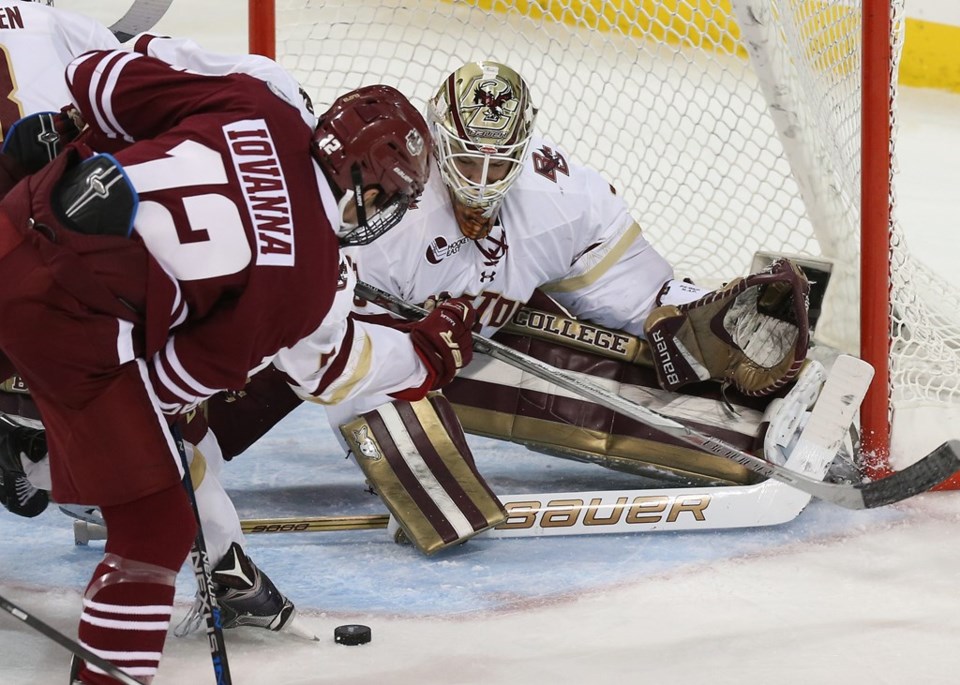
[350,163,367,229]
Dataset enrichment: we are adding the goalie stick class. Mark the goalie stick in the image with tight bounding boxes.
[108,0,174,42]
[63,356,877,542]
[0,593,141,685]
[356,281,960,510]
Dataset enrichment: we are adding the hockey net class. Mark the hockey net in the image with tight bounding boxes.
[250,0,960,480]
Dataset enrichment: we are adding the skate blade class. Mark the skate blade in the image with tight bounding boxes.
[282,615,320,642]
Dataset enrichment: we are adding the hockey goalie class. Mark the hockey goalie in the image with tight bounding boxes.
[203,62,864,553]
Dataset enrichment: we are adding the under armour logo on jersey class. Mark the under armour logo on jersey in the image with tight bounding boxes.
[480,271,496,283]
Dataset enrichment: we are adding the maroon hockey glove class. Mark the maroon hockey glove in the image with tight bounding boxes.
[400,297,477,398]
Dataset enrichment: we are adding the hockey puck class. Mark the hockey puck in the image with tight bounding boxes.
[334,624,372,645]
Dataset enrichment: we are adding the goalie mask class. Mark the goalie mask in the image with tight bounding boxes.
[429,62,536,230]
[313,85,431,246]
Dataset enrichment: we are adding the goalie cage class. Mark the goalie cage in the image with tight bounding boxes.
[248,0,960,487]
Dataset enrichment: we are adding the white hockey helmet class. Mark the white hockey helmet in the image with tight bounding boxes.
[428,61,535,220]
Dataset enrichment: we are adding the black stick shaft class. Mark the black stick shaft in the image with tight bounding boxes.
[0,593,142,685]
[172,426,233,685]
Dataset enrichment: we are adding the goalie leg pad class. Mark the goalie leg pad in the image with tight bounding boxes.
[341,394,506,555]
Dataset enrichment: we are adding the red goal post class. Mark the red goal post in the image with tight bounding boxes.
[248,0,958,485]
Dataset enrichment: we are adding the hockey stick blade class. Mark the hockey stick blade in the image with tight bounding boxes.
[356,281,960,509]
[109,0,174,42]
[858,440,960,509]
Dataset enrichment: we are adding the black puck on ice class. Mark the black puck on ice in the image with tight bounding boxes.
[334,624,372,645]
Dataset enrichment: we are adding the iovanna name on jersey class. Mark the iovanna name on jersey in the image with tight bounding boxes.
[224,119,295,266]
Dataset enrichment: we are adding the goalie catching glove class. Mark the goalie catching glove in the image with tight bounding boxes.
[644,258,810,397]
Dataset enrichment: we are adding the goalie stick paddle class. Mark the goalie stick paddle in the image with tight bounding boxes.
[108,0,174,42]
[65,356,870,543]
[355,281,960,510]
[0,593,142,685]
[53,351,941,542]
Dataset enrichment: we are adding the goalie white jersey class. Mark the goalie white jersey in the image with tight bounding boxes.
[346,136,673,338]
[0,1,119,135]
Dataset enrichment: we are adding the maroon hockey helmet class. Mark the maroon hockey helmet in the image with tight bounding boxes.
[313,85,431,246]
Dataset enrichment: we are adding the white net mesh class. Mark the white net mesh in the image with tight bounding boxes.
[270,0,960,421]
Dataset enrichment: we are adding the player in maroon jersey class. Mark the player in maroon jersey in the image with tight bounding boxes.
[0,0,120,518]
[0,49,474,685]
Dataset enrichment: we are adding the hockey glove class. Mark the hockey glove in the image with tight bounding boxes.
[1,106,83,174]
[644,258,810,397]
[405,297,477,394]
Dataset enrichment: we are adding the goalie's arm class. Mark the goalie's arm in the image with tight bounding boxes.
[538,167,675,337]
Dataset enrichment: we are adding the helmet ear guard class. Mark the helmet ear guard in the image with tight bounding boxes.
[313,85,431,245]
[428,61,536,221]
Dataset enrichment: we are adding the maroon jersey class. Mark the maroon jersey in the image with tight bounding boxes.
[65,50,346,410]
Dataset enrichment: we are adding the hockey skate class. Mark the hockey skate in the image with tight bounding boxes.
[0,417,49,518]
[175,542,316,640]
[214,542,296,630]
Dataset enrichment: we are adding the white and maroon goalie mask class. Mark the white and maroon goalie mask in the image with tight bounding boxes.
[429,61,536,224]
[312,84,431,246]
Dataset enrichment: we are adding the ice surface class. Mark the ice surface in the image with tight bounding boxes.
[2,2,960,683]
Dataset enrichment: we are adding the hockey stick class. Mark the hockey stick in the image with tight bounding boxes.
[242,514,389,533]
[172,427,233,685]
[66,356,868,543]
[0,593,141,685]
[109,0,174,42]
[71,480,803,542]
[356,281,960,509]
[70,514,390,544]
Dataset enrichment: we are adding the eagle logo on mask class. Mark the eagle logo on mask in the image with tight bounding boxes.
[473,84,514,120]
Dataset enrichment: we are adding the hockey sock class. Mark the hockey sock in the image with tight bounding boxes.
[75,484,196,685]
